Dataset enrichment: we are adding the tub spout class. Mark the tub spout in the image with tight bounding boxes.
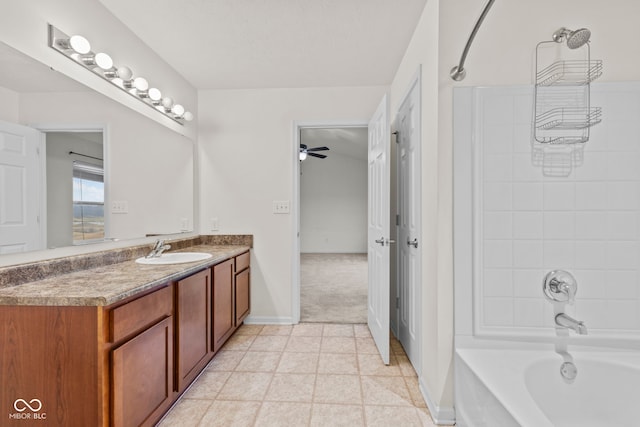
[555,313,588,335]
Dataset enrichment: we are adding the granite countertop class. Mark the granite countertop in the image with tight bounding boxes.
[0,244,250,307]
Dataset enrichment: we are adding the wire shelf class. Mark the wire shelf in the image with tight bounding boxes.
[535,107,602,130]
[536,60,603,86]
[533,40,602,146]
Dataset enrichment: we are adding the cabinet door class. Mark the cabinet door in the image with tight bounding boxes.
[112,317,173,427]
[176,269,212,392]
[212,259,234,352]
[235,268,250,324]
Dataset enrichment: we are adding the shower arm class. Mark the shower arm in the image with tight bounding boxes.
[450,0,496,81]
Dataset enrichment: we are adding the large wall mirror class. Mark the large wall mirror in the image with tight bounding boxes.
[0,42,194,262]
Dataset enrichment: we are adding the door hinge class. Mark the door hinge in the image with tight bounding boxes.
[395,214,400,226]
[396,297,399,309]
[392,131,400,143]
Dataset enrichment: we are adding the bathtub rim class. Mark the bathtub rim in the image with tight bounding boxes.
[454,342,640,427]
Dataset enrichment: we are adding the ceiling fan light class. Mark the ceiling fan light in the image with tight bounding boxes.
[299,151,307,161]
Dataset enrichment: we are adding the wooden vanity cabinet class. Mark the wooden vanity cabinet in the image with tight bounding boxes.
[0,250,250,427]
[212,258,235,352]
[174,268,213,393]
[235,251,251,324]
[212,251,251,353]
[109,285,174,427]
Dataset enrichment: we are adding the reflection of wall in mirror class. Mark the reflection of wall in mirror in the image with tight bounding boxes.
[0,87,193,255]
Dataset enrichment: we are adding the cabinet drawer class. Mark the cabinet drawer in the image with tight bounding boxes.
[235,251,250,272]
[110,285,173,343]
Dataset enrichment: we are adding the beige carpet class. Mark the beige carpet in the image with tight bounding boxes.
[300,253,367,323]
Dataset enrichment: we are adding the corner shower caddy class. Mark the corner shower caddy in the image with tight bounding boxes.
[534,41,602,144]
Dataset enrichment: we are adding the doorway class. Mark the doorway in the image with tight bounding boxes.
[297,125,369,323]
[44,131,105,248]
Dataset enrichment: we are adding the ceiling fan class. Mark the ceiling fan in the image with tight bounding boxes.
[299,143,329,161]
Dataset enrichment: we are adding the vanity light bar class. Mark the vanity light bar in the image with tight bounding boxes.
[47,24,193,125]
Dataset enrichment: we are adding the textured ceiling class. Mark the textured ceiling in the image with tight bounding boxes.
[99,0,427,90]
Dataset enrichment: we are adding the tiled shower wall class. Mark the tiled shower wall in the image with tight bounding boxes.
[473,83,640,337]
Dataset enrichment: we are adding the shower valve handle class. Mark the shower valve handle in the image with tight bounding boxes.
[543,270,577,303]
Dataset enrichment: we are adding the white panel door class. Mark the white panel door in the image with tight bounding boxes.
[397,78,421,373]
[368,95,391,365]
[0,121,43,254]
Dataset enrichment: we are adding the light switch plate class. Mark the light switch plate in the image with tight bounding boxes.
[273,200,290,214]
[111,201,128,214]
[210,217,219,231]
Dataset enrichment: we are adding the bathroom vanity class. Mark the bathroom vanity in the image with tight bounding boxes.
[0,236,251,427]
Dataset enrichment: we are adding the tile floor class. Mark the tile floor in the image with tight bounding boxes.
[157,323,446,426]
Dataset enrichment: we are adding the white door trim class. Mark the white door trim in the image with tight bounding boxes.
[291,119,368,324]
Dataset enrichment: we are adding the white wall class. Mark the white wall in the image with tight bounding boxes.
[300,149,367,253]
[21,90,194,240]
[198,86,386,322]
[0,87,19,123]
[0,0,197,139]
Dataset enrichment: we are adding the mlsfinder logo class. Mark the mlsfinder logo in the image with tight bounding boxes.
[8,398,46,421]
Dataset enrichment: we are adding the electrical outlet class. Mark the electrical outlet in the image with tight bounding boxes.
[180,218,189,231]
[210,217,219,231]
[111,201,128,214]
[273,200,290,214]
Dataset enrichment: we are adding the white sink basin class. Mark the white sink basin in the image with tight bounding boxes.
[135,252,213,265]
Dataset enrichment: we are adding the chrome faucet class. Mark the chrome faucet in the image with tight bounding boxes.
[146,239,171,258]
[555,313,588,335]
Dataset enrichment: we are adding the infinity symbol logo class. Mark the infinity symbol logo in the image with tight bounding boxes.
[14,399,42,412]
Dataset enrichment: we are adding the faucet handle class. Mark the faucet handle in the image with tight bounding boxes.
[543,270,577,304]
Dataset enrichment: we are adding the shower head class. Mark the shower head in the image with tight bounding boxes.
[552,27,591,49]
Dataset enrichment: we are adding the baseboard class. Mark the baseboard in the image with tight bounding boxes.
[243,315,294,325]
[419,377,456,425]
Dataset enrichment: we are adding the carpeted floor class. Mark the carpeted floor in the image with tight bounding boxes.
[300,253,367,323]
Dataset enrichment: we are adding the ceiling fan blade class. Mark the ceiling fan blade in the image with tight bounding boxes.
[308,152,327,159]
[307,146,329,152]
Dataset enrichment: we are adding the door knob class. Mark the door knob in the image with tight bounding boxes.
[375,237,395,246]
[407,238,418,248]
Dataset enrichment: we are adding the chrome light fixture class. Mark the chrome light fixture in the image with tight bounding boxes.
[48,24,193,124]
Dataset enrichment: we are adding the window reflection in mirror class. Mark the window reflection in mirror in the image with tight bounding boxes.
[72,160,104,244]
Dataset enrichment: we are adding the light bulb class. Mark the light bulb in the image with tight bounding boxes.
[117,66,133,81]
[133,77,149,91]
[299,152,307,161]
[161,97,174,109]
[183,111,194,121]
[69,35,91,54]
[171,104,185,116]
[95,52,113,70]
[148,88,162,102]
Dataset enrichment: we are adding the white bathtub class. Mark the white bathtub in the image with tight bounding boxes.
[455,347,640,426]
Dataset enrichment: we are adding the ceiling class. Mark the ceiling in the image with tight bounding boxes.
[301,127,367,161]
[98,0,427,90]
